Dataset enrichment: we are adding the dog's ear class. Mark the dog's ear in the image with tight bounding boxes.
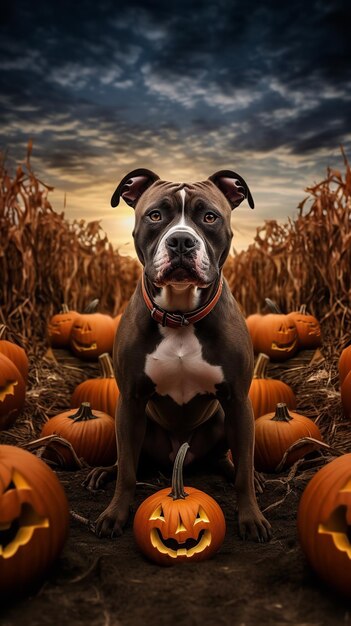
[208,170,254,209]
[111,168,160,208]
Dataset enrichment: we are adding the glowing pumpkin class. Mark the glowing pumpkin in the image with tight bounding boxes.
[133,443,226,565]
[0,353,26,430]
[254,314,298,361]
[48,304,79,348]
[297,454,351,597]
[0,444,69,594]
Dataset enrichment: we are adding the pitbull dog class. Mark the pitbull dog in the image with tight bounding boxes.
[85,168,271,542]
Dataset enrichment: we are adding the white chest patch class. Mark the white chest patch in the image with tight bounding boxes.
[144,325,224,405]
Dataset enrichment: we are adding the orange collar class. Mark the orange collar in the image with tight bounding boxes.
[141,273,223,328]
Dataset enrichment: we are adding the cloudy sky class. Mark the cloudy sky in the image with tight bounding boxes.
[1,0,350,255]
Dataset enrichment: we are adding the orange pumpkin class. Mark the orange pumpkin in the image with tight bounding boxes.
[287,304,322,349]
[254,313,298,361]
[0,444,69,594]
[0,354,26,430]
[48,304,79,348]
[249,353,296,419]
[133,443,226,565]
[254,403,322,472]
[70,353,119,418]
[41,402,116,467]
[0,340,29,382]
[245,313,263,349]
[113,313,123,331]
[297,453,351,597]
[339,344,351,386]
[69,311,116,360]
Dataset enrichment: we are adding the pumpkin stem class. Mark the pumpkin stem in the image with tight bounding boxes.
[271,403,293,422]
[60,303,70,313]
[99,353,115,378]
[71,402,97,422]
[253,353,270,379]
[264,298,282,314]
[84,299,99,314]
[169,442,190,500]
[299,304,307,315]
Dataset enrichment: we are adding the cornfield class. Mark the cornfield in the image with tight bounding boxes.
[1,143,350,351]
[224,148,351,344]
[0,142,140,349]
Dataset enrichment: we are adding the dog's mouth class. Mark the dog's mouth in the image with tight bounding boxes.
[156,261,208,288]
[150,528,211,558]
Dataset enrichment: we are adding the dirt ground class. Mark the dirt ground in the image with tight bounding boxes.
[1,458,350,626]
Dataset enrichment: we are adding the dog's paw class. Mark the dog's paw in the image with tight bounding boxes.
[94,502,130,539]
[82,464,117,491]
[238,506,272,543]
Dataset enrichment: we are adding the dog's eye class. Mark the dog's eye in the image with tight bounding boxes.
[149,210,162,222]
[204,212,217,224]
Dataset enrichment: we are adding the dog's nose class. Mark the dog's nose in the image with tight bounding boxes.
[165,232,197,254]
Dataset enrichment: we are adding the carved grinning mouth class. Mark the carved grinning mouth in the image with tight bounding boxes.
[150,528,211,558]
[0,502,49,559]
[71,338,97,351]
[271,338,297,351]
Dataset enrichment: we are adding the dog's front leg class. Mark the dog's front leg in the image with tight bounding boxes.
[95,395,147,538]
[223,395,272,542]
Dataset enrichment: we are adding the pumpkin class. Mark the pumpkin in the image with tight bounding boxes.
[249,353,296,419]
[133,443,226,565]
[0,354,26,431]
[339,344,351,386]
[254,314,298,361]
[69,309,116,360]
[297,453,351,597]
[341,370,351,419]
[41,402,116,467]
[0,340,29,383]
[70,353,119,418]
[254,403,322,472]
[0,444,69,594]
[286,304,322,349]
[48,304,79,348]
[113,313,123,331]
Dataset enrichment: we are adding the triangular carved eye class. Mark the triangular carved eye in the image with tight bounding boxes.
[194,506,210,525]
[4,480,16,492]
[149,505,165,521]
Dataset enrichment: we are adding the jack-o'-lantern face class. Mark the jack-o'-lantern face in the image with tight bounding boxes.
[0,380,18,404]
[149,502,212,558]
[271,321,297,352]
[0,444,70,595]
[48,309,79,348]
[69,313,115,360]
[71,321,97,352]
[318,477,351,558]
[294,317,321,337]
[133,487,226,566]
[0,470,49,559]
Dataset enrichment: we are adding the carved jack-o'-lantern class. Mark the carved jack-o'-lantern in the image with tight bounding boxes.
[297,453,351,597]
[0,444,69,594]
[287,305,322,349]
[0,353,26,431]
[48,304,79,348]
[133,444,226,565]
[69,312,115,360]
[254,313,298,361]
